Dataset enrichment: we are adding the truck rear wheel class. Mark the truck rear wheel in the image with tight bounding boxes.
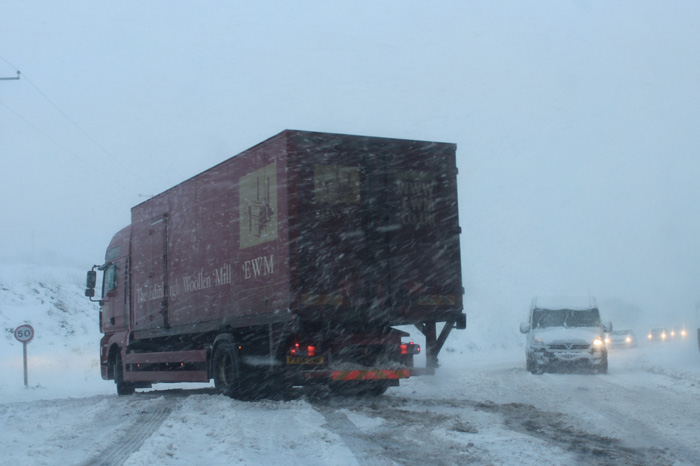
[213,342,243,398]
[114,353,135,396]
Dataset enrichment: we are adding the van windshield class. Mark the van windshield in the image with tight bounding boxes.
[533,308,601,329]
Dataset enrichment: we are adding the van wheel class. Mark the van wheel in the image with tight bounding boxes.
[114,353,135,396]
[213,342,242,398]
[598,356,608,374]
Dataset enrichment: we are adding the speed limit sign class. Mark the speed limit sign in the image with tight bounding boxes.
[14,324,34,343]
[14,324,34,388]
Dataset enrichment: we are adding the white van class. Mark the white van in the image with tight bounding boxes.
[519,297,611,374]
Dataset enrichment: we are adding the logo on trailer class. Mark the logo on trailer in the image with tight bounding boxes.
[314,165,360,204]
[240,162,278,249]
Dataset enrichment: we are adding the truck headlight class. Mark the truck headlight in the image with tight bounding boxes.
[593,338,604,347]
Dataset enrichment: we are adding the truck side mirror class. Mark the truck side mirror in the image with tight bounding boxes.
[86,270,97,289]
[604,321,613,333]
[519,322,530,334]
[455,313,467,330]
[85,288,95,298]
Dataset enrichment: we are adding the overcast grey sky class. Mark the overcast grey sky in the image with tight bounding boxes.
[2,1,699,339]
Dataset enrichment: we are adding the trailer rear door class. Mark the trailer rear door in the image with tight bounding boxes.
[293,132,461,325]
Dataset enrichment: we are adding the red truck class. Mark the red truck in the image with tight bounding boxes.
[86,130,465,398]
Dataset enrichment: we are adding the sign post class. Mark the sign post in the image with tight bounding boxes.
[14,324,34,388]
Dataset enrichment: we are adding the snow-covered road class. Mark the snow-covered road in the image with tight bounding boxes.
[2,266,698,464]
[2,341,699,466]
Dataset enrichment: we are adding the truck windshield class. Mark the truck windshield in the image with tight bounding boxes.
[533,308,600,329]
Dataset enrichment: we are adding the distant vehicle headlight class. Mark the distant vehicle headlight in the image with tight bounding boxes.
[625,337,632,343]
[661,332,667,340]
[681,329,687,337]
[648,334,653,339]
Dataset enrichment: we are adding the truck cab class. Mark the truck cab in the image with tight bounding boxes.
[520,297,611,374]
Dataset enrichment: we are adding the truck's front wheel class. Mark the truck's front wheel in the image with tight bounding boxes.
[114,353,135,396]
[526,355,534,372]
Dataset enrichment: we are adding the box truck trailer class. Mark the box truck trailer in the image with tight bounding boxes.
[86,130,465,398]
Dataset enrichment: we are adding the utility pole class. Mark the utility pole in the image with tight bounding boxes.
[0,70,20,80]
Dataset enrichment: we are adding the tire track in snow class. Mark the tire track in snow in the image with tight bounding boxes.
[468,399,657,466]
[313,397,481,466]
[455,358,700,465]
[78,397,174,466]
[642,364,700,386]
[559,374,700,465]
[490,360,700,465]
[316,407,398,466]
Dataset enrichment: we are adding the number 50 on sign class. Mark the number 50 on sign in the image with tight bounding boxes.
[14,324,34,343]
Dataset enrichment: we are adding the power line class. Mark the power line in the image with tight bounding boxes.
[0,97,93,168]
[0,54,143,181]
[24,73,142,179]
[0,96,133,199]
[0,54,19,69]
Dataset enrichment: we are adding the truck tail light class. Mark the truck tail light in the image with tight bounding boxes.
[401,342,420,355]
[289,342,317,357]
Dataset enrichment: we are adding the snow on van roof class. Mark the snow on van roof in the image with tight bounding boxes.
[531,296,597,310]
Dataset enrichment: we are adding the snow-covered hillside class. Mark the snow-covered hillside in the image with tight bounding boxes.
[0,264,108,401]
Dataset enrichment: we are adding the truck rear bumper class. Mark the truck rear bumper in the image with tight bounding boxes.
[294,368,411,385]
